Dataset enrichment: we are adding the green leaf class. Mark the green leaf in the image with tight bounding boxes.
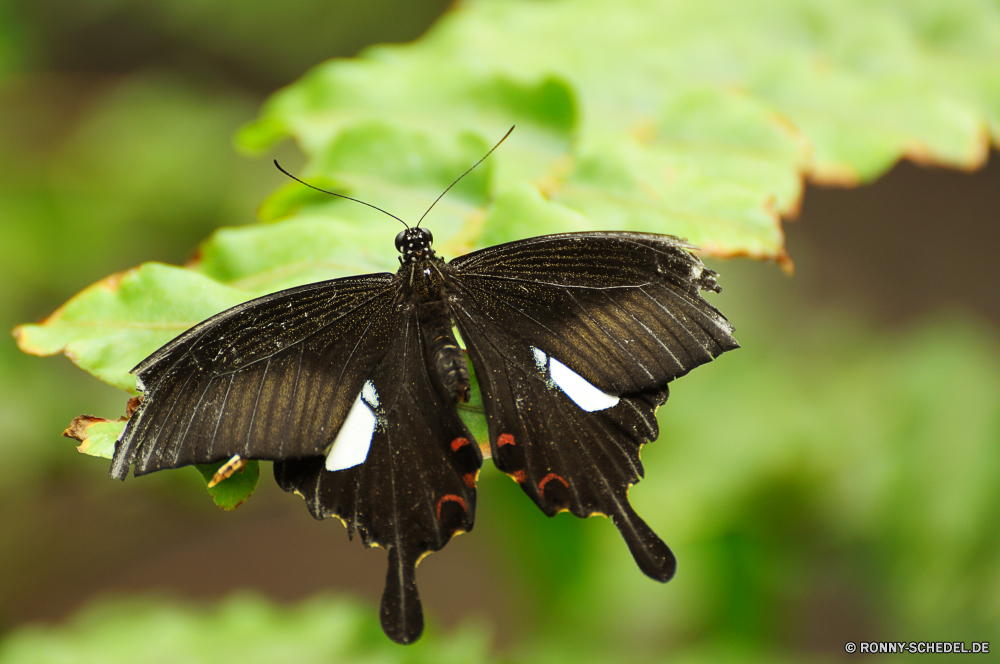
[239,0,1000,260]
[195,460,261,511]
[63,416,126,460]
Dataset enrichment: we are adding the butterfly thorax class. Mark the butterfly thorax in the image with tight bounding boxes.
[394,228,470,404]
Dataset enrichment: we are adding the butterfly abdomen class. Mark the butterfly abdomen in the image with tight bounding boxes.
[402,257,471,405]
[420,301,470,404]
[430,330,469,403]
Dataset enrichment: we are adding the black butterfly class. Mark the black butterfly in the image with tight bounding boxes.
[109,130,738,644]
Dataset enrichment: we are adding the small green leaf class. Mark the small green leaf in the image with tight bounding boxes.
[192,217,396,291]
[196,460,261,511]
[63,416,126,459]
[256,178,344,223]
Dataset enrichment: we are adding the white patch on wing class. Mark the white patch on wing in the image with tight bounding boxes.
[362,379,379,408]
[326,380,378,471]
[530,347,620,412]
[532,346,547,373]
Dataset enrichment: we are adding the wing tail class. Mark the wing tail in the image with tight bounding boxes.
[381,546,424,644]
[611,501,676,582]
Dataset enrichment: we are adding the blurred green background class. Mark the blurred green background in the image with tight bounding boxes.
[2,0,999,662]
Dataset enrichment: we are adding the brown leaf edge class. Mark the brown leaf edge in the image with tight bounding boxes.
[63,397,141,454]
[64,397,260,511]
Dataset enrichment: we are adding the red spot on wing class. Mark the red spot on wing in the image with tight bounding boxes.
[510,470,526,484]
[451,437,470,452]
[538,473,570,494]
[436,494,468,521]
[497,433,515,447]
[462,472,477,488]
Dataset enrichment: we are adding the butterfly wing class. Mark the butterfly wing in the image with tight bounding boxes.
[273,311,482,645]
[450,232,736,392]
[111,274,399,479]
[447,232,738,580]
[112,270,482,644]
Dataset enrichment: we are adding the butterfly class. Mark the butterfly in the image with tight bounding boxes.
[108,128,739,644]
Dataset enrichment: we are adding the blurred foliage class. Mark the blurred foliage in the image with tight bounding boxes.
[0,594,493,664]
[11,0,451,93]
[474,304,1000,658]
[0,73,271,501]
[4,0,1000,661]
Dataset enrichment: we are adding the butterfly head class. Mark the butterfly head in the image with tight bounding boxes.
[395,227,435,264]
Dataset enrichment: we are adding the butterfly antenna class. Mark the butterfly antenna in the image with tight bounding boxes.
[273,160,409,228]
[415,125,514,228]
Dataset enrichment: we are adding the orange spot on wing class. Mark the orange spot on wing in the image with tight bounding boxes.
[498,433,515,446]
[451,437,470,452]
[462,472,477,488]
[538,473,569,494]
[436,494,468,521]
[510,470,526,484]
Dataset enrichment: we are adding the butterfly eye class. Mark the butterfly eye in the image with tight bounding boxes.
[395,230,407,252]
[422,229,433,245]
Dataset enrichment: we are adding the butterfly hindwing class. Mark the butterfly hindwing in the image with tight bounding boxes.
[111,275,398,479]
[460,320,677,579]
[273,312,482,645]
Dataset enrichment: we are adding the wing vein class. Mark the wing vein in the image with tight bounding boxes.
[278,343,306,457]
[140,370,196,469]
[242,358,271,455]
[171,376,216,466]
[206,373,236,459]
[637,286,712,358]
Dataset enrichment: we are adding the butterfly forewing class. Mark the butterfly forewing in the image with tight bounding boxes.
[448,232,737,395]
[112,275,398,478]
